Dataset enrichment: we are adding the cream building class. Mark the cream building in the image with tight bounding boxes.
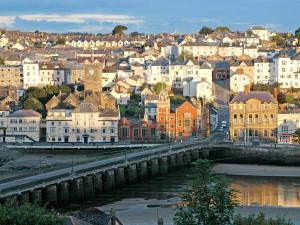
[46,102,119,143]
[5,109,41,143]
[230,70,251,93]
[277,110,300,144]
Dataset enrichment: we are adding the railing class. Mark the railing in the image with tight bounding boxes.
[0,138,209,198]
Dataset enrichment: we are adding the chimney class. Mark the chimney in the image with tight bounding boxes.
[244,84,250,94]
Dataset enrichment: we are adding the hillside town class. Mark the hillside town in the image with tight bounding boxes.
[0,25,300,145]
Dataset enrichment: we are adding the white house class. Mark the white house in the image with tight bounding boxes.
[183,77,213,101]
[5,109,41,143]
[277,110,300,144]
[110,88,130,105]
[0,104,10,142]
[230,70,250,93]
[253,56,275,84]
[22,62,40,89]
[250,26,271,41]
[147,57,170,85]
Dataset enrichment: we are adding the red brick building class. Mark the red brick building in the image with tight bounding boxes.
[118,117,157,142]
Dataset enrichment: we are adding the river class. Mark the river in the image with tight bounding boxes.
[66,164,300,225]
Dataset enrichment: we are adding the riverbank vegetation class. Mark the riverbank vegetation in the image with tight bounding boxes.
[0,201,62,225]
[174,160,294,225]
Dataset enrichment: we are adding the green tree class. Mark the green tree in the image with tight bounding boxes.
[295,128,300,143]
[177,50,193,61]
[0,56,4,65]
[199,26,214,35]
[112,25,128,35]
[215,26,230,32]
[0,201,63,225]
[174,160,238,225]
[153,82,167,94]
[56,37,66,45]
[234,212,293,225]
[271,34,285,47]
[295,27,300,38]
[24,98,44,112]
[130,31,142,37]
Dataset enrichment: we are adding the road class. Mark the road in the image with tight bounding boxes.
[0,138,207,197]
[213,80,230,142]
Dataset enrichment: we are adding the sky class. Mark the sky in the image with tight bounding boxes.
[0,0,299,34]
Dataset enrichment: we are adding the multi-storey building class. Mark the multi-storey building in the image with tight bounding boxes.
[229,90,278,143]
[22,62,40,89]
[5,109,41,143]
[148,57,170,85]
[277,110,300,144]
[0,65,22,88]
[46,102,119,143]
[250,26,271,41]
[0,104,10,142]
[253,56,275,84]
[230,69,251,93]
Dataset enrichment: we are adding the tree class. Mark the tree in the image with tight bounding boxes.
[271,34,285,47]
[177,50,193,61]
[56,37,66,45]
[153,82,167,94]
[295,27,300,38]
[0,56,4,65]
[234,212,293,225]
[24,98,44,112]
[174,160,238,225]
[0,201,63,225]
[215,26,230,32]
[130,31,142,37]
[295,128,300,143]
[199,26,214,35]
[112,25,128,36]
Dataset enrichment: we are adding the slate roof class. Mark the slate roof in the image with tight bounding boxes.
[98,108,119,117]
[230,91,277,104]
[151,57,169,67]
[73,102,99,113]
[8,109,41,117]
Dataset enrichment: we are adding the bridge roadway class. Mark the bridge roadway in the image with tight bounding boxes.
[0,138,215,201]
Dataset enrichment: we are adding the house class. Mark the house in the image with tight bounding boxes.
[147,57,170,85]
[230,69,251,93]
[5,109,41,143]
[277,109,300,144]
[253,56,275,85]
[46,102,119,143]
[0,104,10,142]
[110,88,130,105]
[0,65,22,88]
[229,54,254,82]
[229,90,278,143]
[183,77,213,101]
[250,26,271,41]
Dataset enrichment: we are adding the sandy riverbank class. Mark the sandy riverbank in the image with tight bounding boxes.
[213,163,300,177]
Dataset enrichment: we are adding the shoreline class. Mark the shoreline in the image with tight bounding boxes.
[213,163,300,178]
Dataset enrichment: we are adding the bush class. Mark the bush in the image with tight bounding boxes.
[234,212,293,225]
[0,202,63,225]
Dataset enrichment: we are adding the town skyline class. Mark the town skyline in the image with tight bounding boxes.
[0,0,300,34]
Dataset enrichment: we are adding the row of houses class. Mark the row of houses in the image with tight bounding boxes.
[0,91,217,143]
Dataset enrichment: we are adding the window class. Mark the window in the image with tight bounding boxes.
[248,129,253,137]
[255,114,259,123]
[102,129,106,134]
[264,130,268,137]
[142,129,147,137]
[121,127,128,137]
[254,130,259,137]
[133,128,139,137]
[64,128,69,134]
[151,128,156,136]
[184,119,190,127]
[248,114,253,124]
[111,129,114,134]
[178,120,182,126]
[233,130,238,137]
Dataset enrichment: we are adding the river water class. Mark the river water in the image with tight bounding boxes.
[67,164,300,225]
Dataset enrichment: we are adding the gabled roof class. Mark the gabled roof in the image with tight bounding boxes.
[73,102,99,113]
[151,57,169,67]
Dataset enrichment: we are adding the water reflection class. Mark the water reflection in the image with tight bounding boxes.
[230,176,300,207]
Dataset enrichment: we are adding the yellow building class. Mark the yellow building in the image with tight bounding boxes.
[229,90,278,143]
[0,65,22,88]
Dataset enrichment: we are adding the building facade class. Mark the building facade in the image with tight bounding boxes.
[230,91,278,143]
